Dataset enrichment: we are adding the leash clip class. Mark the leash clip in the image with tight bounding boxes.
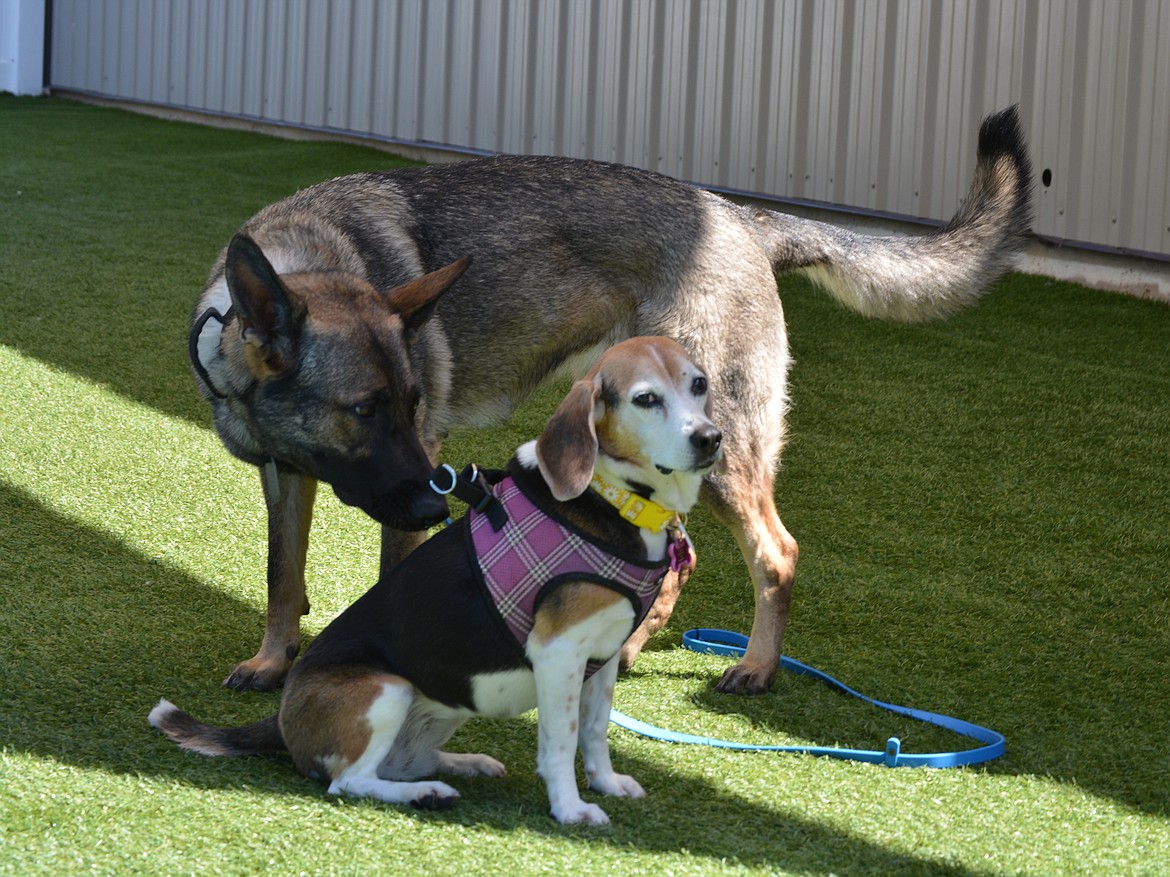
[884,737,902,767]
[459,463,508,531]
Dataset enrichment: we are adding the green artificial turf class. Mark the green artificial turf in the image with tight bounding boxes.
[1,95,1168,876]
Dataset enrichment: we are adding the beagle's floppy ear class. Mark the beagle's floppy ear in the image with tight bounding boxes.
[225,233,307,379]
[535,375,601,501]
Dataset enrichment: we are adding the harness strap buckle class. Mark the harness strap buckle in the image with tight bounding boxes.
[428,462,508,531]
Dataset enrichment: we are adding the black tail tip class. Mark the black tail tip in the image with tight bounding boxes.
[977,105,1034,230]
[978,105,1027,161]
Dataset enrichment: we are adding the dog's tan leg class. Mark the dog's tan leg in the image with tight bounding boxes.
[618,566,690,671]
[223,465,317,691]
[378,525,428,578]
[376,431,439,575]
[704,468,798,696]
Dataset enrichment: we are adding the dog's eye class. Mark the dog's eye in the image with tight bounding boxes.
[353,403,377,419]
[632,392,660,409]
[691,376,708,396]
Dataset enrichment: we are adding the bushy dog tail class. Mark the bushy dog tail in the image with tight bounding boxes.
[748,105,1033,322]
[149,698,285,757]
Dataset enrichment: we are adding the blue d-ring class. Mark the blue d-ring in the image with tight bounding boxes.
[429,463,458,495]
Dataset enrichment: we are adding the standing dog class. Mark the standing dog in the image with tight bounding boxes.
[153,337,721,825]
[190,107,1032,695]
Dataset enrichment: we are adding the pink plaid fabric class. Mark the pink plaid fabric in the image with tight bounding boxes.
[469,476,668,669]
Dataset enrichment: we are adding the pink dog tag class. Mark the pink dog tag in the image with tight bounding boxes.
[668,530,695,573]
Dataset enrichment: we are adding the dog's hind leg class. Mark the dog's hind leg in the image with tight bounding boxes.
[701,464,799,696]
[285,673,461,809]
[223,465,317,692]
[376,699,496,781]
[378,524,428,578]
[436,751,507,778]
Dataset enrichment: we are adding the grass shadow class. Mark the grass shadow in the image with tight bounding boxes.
[0,480,279,768]
[391,746,995,876]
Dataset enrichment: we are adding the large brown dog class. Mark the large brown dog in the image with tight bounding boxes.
[189,108,1032,694]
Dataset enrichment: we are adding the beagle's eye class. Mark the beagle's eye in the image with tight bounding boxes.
[632,391,660,409]
[353,402,377,419]
[691,376,708,396]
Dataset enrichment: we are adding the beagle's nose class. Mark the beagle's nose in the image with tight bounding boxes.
[690,424,722,455]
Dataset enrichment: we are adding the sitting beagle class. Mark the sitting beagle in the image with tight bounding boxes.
[150,336,722,825]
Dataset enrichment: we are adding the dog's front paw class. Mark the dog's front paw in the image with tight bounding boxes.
[404,781,461,810]
[587,771,645,799]
[551,800,611,826]
[222,655,292,692]
[410,787,460,811]
[715,658,777,696]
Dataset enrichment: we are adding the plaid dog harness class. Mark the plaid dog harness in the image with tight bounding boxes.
[467,476,670,675]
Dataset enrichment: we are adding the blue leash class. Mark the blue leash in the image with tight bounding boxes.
[609,629,1005,768]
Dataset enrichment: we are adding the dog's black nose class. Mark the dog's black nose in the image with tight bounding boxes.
[409,490,452,528]
[361,487,451,530]
[690,424,722,456]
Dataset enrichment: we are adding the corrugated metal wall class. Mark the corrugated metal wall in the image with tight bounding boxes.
[48,0,1170,258]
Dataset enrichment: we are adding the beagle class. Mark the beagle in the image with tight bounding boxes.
[150,336,722,825]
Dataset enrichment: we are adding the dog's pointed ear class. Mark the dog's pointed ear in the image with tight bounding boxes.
[224,233,305,377]
[386,256,471,342]
[535,375,601,500]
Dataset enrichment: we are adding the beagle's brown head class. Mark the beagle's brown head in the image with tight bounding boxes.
[535,337,722,507]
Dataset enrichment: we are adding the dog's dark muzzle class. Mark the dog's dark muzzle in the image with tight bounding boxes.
[406,489,453,528]
[339,482,451,530]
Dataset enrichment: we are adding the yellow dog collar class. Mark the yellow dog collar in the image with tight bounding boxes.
[589,474,678,532]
